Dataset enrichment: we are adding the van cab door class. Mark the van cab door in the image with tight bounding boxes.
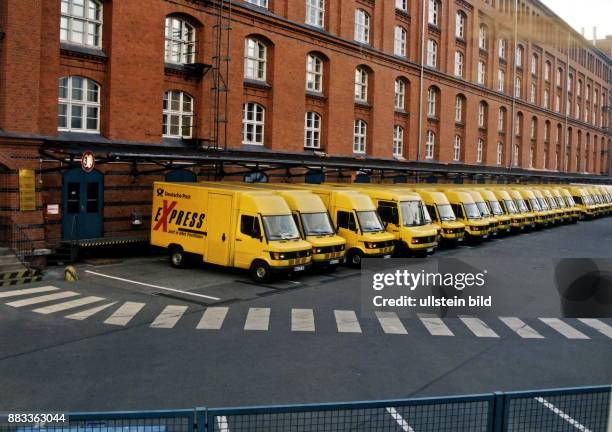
[336,209,359,248]
[234,214,264,270]
[377,201,400,234]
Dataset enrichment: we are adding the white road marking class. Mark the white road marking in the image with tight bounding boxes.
[334,310,362,333]
[535,397,592,432]
[386,407,414,432]
[6,291,79,308]
[499,317,544,339]
[539,318,590,339]
[85,270,221,301]
[0,286,59,299]
[578,318,612,339]
[150,305,188,329]
[291,308,315,332]
[459,316,499,338]
[104,302,146,326]
[216,416,230,432]
[33,296,105,315]
[197,307,229,330]
[418,313,454,336]
[375,311,408,335]
[244,307,270,331]
[65,302,118,320]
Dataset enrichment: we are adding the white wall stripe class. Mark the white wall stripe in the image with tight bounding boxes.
[535,397,592,432]
[150,305,188,329]
[197,307,229,330]
[539,318,590,339]
[578,318,612,339]
[0,286,59,299]
[499,317,544,339]
[386,407,414,432]
[33,296,105,315]
[6,291,79,308]
[459,316,500,338]
[334,310,362,333]
[65,302,118,320]
[104,302,146,326]
[376,311,408,334]
[291,308,315,332]
[418,313,454,336]
[244,308,270,331]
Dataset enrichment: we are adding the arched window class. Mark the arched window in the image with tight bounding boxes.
[530,117,537,139]
[516,45,524,67]
[425,130,435,159]
[530,54,538,75]
[577,79,583,97]
[544,89,550,108]
[427,87,438,117]
[60,0,103,48]
[476,138,484,163]
[497,69,505,92]
[498,107,506,131]
[353,119,367,153]
[165,17,196,64]
[354,67,369,102]
[305,0,325,27]
[478,102,487,128]
[456,12,466,39]
[427,39,438,67]
[478,24,488,50]
[513,144,520,167]
[58,76,100,132]
[515,112,523,136]
[395,79,406,110]
[242,102,265,145]
[244,38,267,81]
[394,26,407,57]
[477,61,486,85]
[530,83,537,103]
[498,39,506,59]
[453,135,462,161]
[544,61,551,81]
[354,9,370,43]
[396,0,409,12]
[304,112,321,149]
[306,54,323,93]
[514,76,521,98]
[455,51,464,77]
[544,121,550,141]
[529,146,534,168]
[496,142,503,165]
[428,0,440,26]
[393,125,404,156]
[455,95,465,123]
[556,67,563,87]
[163,91,194,139]
[586,84,591,101]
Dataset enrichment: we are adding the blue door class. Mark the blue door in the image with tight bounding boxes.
[62,168,104,240]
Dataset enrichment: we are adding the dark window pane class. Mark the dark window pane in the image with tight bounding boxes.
[86,182,99,213]
[67,182,80,214]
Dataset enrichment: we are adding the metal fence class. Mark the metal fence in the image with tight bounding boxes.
[1,386,609,432]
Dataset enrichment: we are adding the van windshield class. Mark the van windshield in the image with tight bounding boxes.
[423,205,432,223]
[566,196,576,206]
[538,198,550,210]
[356,211,385,232]
[475,202,491,217]
[300,212,335,236]
[436,204,456,221]
[555,197,566,208]
[515,199,529,212]
[504,199,518,213]
[400,201,427,226]
[262,215,301,240]
[547,198,558,209]
[464,203,481,219]
[488,200,504,215]
[529,198,542,211]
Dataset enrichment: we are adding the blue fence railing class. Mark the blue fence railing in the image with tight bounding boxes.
[1,385,609,432]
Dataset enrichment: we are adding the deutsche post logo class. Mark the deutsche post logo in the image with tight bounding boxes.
[156,188,165,197]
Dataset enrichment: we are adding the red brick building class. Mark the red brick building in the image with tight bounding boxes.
[0,0,610,250]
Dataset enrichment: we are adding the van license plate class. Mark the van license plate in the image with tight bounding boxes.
[426,247,434,253]
[457,238,463,242]
[483,234,489,239]
[293,266,305,272]
[383,255,391,259]
[329,259,339,265]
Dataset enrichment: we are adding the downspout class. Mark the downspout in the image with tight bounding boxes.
[563,33,570,172]
[509,0,518,176]
[416,0,427,182]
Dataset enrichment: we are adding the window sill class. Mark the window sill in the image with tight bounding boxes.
[394,109,409,116]
[354,101,371,109]
[244,79,272,90]
[60,42,107,62]
[306,91,327,101]
[395,9,410,20]
[427,116,439,122]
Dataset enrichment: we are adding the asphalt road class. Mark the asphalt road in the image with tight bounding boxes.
[0,218,610,412]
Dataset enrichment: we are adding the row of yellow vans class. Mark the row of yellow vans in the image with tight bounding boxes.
[150,181,611,282]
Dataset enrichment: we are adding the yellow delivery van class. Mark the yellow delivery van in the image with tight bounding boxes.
[439,189,490,241]
[411,189,466,244]
[475,189,513,234]
[489,189,530,230]
[462,189,505,236]
[511,188,549,227]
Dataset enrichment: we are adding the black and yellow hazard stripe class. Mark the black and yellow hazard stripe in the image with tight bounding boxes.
[0,275,44,287]
[0,269,43,281]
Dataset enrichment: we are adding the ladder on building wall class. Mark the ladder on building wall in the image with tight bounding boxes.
[208,0,232,150]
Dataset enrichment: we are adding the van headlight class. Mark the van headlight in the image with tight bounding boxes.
[270,252,286,260]
[313,247,323,254]
[364,242,378,249]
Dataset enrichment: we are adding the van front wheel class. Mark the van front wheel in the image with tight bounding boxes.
[250,260,272,284]
[347,249,364,268]
[169,246,187,268]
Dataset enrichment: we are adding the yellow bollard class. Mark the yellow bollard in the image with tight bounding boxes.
[64,265,78,282]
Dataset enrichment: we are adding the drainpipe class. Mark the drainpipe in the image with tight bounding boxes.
[509,0,518,173]
[563,33,570,172]
[416,0,427,182]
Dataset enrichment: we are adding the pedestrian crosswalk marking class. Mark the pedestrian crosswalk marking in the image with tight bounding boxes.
[578,319,612,339]
[244,307,270,331]
[376,311,408,335]
[33,296,105,315]
[334,310,362,333]
[539,318,590,339]
[150,305,188,328]
[104,302,145,326]
[386,407,414,432]
[6,291,79,308]
[65,302,118,320]
[291,308,315,332]
[0,286,60,299]
[197,307,229,330]
[459,316,500,338]
[499,317,544,339]
[418,314,454,336]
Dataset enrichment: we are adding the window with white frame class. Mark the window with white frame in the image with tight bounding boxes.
[577,80,582,97]
[576,103,580,120]
[544,89,549,109]
[244,38,267,81]
[162,90,194,138]
[513,144,519,166]
[585,107,589,123]
[476,138,484,163]
[394,26,407,57]
[530,54,537,75]
[393,125,404,156]
[453,135,462,161]
[353,120,367,153]
[395,79,406,110]
[516,45,523,67]
[498,39,506,59]
[427,39,438,67]
[477,61,486,85]
[496,142,503,165]
[543,148,548,169]
[427,87,437,117]
[455,95,464,123]
[396,0,408,12]
[568,74,573,90]
[556,68,562,87]
[354,9,370,44]
[544,122,550,141]
[498,107,505,131]
[555,94,560,112]
[425,130,435,159]
[566,96,571,115]
[478,102,486,128]
[544,61,551,81]
[354,67,368,102]
[529,147,534,168]
[305,0,325,27]
[515,114,522,136]
[478,25,488,50]
[454,51,464,77]
[456,12,466,39]
[530,83,536,103]
[58,76,100,132]
[165,17,196,64]
[60,0,102,48]
[306,54,323,92]
[242,102,265,145]
[586,84,590,101]
[514,76,521,98]
[497,69,505,92]
[246,0,268,7]
[304,112,321,149]
[428,0,440,25]
[530,118,536,139]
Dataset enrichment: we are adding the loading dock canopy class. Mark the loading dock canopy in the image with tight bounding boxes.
[40,139,612,183]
